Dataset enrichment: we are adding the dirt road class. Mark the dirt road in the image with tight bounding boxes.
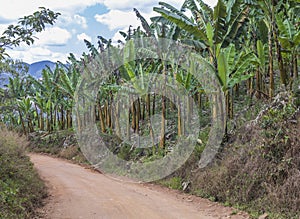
[30,154,249,219]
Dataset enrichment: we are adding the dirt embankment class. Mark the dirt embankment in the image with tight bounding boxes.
[30,154,249,219]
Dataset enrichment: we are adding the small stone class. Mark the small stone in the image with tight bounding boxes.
[197,139,203,144]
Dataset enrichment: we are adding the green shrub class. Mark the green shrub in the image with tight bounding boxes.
[159,177,182,190]
[0,128,47,219]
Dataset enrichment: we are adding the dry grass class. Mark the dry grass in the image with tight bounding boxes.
[191,104,300,218]
[0,127,47,219]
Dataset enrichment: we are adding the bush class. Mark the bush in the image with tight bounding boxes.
[159,177,183,190]
[0,128,47,219]
[191,98,300,218]
[28,130,88,165]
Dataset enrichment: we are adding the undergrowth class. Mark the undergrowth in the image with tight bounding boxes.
[28,129,87,164]
[0,128,47,219]
[190,93,300,218]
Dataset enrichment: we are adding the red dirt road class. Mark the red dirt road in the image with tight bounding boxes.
[30,154,249,219]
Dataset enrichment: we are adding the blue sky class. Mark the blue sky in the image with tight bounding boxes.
[0,0,217,64]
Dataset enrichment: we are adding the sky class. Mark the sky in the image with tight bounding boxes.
[0,0,217,64]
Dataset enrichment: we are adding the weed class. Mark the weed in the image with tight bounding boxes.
[159,177,183,190]
[0,128,47,218]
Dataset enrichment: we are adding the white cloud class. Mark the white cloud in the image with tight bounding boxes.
[101,0,186,12]
[111,28,127,44]
[0,0,216,22]
[102,0,158,11]
[102,0,216,11]
[205,0,217,7]
[35,27,72,46]
[6,47,69,63]
[77,33,91,42]
[95,0,216,31]
[0,0,104,20]
[95,10,158,31]
[0,24,7,34]
[100,0,216,12]
[95,10,139,30]
[56,13,87,30]
[71,29,77,34]
[74,14,88,29]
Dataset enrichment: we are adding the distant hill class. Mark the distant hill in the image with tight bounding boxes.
[0,60,56,87]
[28,60,56,79]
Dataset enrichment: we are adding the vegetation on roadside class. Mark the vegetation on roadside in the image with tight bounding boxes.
[28,129,87,164]
[0,128,47,219]
[0,7,60,219]
[189,93,300,219]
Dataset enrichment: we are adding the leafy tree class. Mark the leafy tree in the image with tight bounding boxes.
[0,7,60,60]
[0,8,60,131]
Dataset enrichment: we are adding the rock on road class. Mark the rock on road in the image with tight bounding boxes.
[30,154,249,219]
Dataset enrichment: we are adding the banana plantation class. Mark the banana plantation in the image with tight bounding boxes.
[1,0,300,217]
[0,0,299,152]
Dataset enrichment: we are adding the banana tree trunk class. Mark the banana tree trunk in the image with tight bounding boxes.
[135,98,141,133]
[131,98,136,132]
[18,109,26,134]
[177,96,182,137]
[50,105,53,131]
[27,116,34,133]
[146,94,151,117]
[35,104,40,130]
[159,95,166,149]
[60,106,64,130]
[152,94,156,115]
[271,2,287,86]
[40,109,44,131]
[293,53,298,79]
[114,102,121,136]
[127,109,131,141]
[268,30,274,98]
[159,68,166,149]
[255,69,261,98]
[46,108,51,132]
[274,31,287,86]
[98,103,106,133]
[67,109,72,129]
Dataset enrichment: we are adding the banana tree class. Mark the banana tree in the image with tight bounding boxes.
[257,0,295,94]
[38,66,60,131]
[54,63,81,129]
[217,44,257,118]
[4,76,27,131]
[254,40,269,97]
[276,8,300,80]
[154,0,249,66]
[154,0,251,125]
[17,97,35,133]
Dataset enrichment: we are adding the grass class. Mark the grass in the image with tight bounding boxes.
[158,176,183,190]
[189,95,300,219]
[0,128,47,219]
[28,129,88,164]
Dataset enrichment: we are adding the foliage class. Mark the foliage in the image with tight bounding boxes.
[159,177,183,190]
[0,7,60,59]
[191,94,300,219]
[0,128,47,219]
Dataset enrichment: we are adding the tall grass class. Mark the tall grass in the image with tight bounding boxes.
[0,127,47,219]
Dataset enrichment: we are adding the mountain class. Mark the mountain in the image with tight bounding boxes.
[28,60,56,79]
[0,60,57,87]
[0,72,10,86]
